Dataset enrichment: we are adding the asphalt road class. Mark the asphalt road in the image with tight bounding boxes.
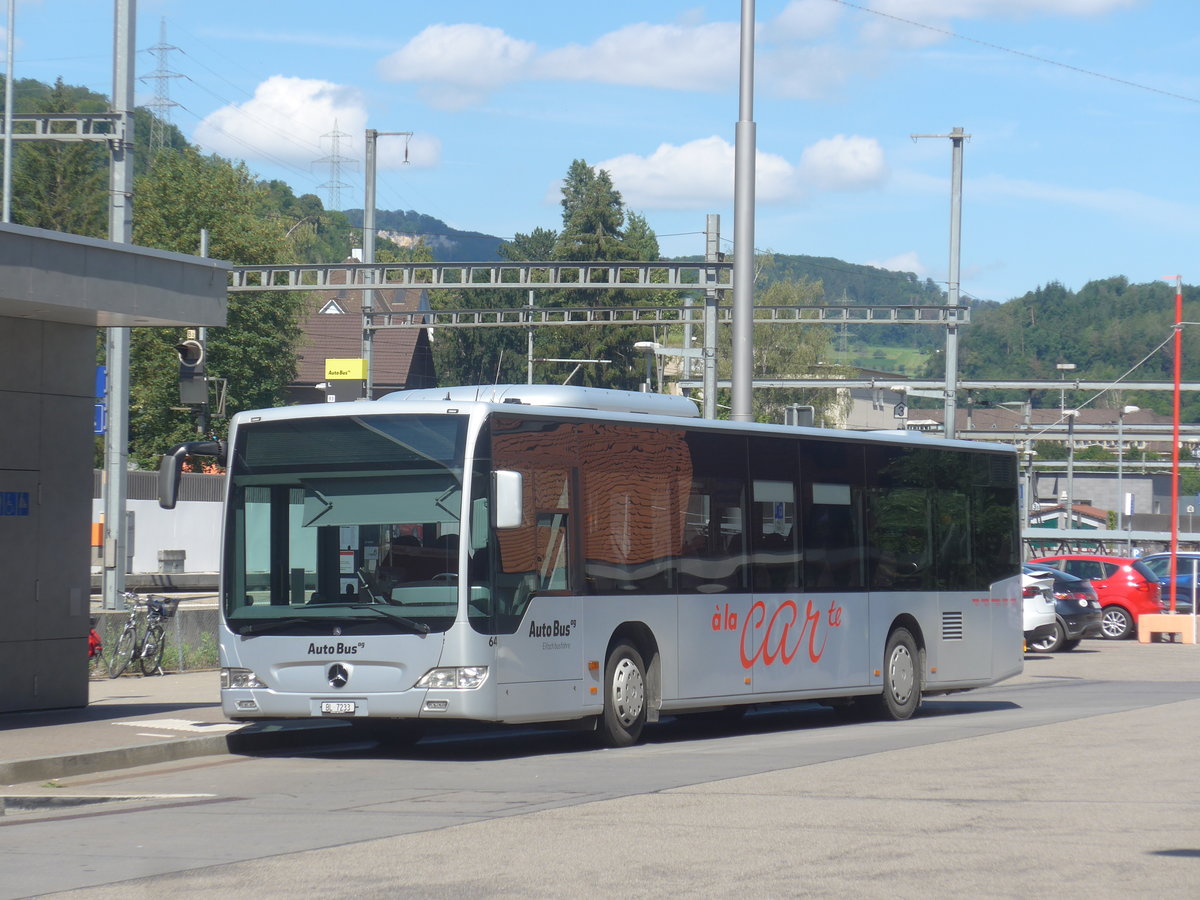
[3,640,1199,899]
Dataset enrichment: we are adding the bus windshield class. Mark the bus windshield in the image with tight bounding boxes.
[223,414,468,635]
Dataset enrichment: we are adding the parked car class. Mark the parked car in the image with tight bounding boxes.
[1021,570,1058,648]
[1029,554,1163,640]
[1137,552,1199,615]
[1022,562,1103,651]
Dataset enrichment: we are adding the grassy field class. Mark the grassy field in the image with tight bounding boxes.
[829,345,929,375]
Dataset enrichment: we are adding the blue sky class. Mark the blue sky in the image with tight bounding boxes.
[5,0,1199,302]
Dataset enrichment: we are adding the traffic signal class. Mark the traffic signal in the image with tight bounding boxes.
[176,329,207,404]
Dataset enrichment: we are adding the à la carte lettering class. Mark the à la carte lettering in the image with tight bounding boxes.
[711,600,843,668]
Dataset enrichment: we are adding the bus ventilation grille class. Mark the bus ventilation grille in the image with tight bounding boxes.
[941,611,965,641]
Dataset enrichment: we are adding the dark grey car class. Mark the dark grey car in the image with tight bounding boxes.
[1023,563,1103,652]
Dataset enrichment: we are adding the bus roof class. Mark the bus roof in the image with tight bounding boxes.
[379,384,701,418]
[231,385,1015,456]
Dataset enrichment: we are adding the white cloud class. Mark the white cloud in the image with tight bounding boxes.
[862,0,1141,47]
[535,22,739,91]
[193,76,438,171]
[770,0,843,40]
[873,0,1138,19]
[194,76,367,164]
[592,134,891,210]
[377,24,536,109]
[799,135,888,190]
[867,251,930,278]
[594,136,798,210]
[972,173,1194,225]
[759,44,870,100]
[367,2,1142,109]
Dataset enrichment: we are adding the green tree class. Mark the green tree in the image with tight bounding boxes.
[10,78,107,237]
[715,269,848,424]
[431,160,664,390]
[126,148,306,466]
[555,160,625,261]
[428,229,551,386]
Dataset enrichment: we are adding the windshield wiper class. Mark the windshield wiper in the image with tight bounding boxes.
[237,617,313,636]
[346,603,431,634]
[302,486,334,526]
[234,606,431,636]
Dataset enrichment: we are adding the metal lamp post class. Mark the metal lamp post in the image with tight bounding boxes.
[1056,362,1075,412]
[1117,405,1139,538]
[1065,409,1078,531]
[634,341,662,393]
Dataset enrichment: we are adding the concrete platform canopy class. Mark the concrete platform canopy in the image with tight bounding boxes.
[0,222,229,714]
[0,221,229,326]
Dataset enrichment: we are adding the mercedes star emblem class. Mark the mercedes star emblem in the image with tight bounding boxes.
[328,664,349,688]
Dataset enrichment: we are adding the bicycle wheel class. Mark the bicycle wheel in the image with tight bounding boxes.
[89,650,111,680]
[139,623,166,675]
[110,625,138,678]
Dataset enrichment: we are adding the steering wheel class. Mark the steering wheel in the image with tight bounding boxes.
[431,573,458,583]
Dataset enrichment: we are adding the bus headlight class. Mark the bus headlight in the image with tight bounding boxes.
[415,666,489,689]
[221,667,268,689]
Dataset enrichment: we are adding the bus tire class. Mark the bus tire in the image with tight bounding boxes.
[873,627,921,720]
[599,641,647,747]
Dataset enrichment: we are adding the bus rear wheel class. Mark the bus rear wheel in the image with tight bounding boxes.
[873,627,921,720]
[599,641,647,747]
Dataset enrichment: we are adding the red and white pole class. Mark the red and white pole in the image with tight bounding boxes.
[1166,275,1183,613]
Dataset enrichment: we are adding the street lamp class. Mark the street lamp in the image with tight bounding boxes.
[1117,405,1140,537]
[1056,362,1076,413]
[634,341,662,393]
[1001,399,1034,524]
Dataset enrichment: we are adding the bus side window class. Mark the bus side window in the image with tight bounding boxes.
[748,437,800,593]
[679,431,748,593]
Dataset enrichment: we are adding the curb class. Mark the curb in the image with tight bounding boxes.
[1,735,231,786]
[1,721,354,787]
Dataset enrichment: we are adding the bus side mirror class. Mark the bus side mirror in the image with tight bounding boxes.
[158,439,226,509]
[493,470,524,529]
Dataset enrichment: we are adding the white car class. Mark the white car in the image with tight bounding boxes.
[1022,571,1057,647]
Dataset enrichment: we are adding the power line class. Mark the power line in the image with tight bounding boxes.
[138,17,182,158]
[314,122,356,211]
[830,0,1200,106]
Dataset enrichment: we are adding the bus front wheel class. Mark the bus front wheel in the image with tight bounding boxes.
[873,627,921,720]
[599,641,647,747]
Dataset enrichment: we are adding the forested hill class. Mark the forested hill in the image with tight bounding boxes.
[960,276,1199,387]
[342,208,504,261]
[682,251,958,352]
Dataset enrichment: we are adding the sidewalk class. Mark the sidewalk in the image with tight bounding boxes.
[0,671,344,787]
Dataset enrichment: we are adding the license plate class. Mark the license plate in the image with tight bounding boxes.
[320,700,357,715]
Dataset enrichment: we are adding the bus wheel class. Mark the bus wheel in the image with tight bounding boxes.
[874,627,921,720]
[599,641,647,747]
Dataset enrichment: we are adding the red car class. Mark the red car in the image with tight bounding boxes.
[1029,555,1164,640]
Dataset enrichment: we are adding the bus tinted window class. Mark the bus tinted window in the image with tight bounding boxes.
[748,437,800,592]
[680,431,748,593]
[801,441,866,590]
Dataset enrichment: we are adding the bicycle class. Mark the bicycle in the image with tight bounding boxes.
[87,617,111,679]
[109,591,179,677]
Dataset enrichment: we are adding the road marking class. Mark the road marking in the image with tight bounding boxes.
[114,718,241,734]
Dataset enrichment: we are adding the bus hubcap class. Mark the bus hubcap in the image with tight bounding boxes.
[611,657,645,726]
[888,645,915,704]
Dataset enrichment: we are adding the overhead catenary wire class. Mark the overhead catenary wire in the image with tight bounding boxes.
[829,0,1200,106]
[1028,329,1182,441]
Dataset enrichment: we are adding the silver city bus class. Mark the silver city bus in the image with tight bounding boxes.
[160,384,1023,746]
